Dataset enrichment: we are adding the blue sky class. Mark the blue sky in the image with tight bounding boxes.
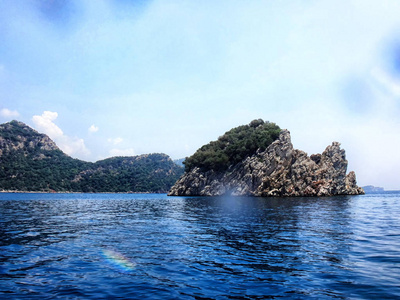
[1,0,400,189]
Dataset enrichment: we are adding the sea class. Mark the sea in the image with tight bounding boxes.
[0,192,399,299]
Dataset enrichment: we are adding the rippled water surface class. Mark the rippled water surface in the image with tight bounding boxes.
[1,192,399,299]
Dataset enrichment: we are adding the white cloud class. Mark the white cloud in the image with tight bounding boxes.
[107,137,123,145]
[88,124,99,133]
[32,111,63,138]
[59,137,90,158]
[0,108,20,118]
[109,148,135,157]
[32,111,90,158]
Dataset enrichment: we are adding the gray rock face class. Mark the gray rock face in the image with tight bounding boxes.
[0,121,60,157]
[168,130,364,197]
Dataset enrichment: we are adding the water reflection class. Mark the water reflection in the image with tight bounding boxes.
[178,196,354,277]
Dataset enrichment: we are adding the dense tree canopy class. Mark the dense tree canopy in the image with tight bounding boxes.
[0,121,183,192]
[184,119,281,172]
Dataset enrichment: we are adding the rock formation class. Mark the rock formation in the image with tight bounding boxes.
[0,120,60,157]
[168,129,364,197]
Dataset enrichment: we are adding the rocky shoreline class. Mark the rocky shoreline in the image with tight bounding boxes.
[168,130,364,197]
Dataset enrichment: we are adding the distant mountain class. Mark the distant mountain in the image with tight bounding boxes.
[362,185,384,193]
[173,158,185,167]
[0,120,183,193]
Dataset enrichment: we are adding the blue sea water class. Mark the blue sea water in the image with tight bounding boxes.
[0,192,399,299]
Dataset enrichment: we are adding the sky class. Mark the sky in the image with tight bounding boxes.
[0,0,400,190]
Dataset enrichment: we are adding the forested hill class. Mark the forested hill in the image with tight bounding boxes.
[0,120,183,193]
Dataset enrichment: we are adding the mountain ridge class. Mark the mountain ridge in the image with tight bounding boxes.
[0,120,183,193]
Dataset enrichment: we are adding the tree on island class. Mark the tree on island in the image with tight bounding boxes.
[184,119,281,172]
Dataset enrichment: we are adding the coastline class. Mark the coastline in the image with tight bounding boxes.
[0,190,161,194]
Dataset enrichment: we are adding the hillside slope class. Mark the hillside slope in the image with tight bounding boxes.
[0,121,183,192]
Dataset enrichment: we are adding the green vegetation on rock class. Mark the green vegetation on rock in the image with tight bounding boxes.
[0,121,183,193]
[184,119,281,172]
[75,154,183,193]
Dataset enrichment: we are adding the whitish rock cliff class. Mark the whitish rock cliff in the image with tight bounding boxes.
[168,130,364,197]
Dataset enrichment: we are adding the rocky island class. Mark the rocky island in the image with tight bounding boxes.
[169,119,364,197]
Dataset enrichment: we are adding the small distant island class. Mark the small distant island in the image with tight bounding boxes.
[362,185,385,193]
[0,121,183,193]
[169,119,364,197]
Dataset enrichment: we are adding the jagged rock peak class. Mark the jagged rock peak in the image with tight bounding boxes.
[168,129,364,197]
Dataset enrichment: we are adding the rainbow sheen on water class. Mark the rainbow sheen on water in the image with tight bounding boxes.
[102,248,136,272]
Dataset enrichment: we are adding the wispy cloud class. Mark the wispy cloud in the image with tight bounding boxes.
[109,148,135,157]
[370,67,400,97]
[108,137,123,145]
[0,108,20,118]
